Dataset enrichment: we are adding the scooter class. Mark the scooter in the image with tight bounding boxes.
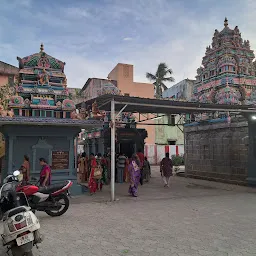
[0,171,43,256]
[16,179,73,217]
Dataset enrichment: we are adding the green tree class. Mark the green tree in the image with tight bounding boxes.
[146,63,175,98]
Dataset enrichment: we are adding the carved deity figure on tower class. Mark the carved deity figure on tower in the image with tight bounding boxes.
[38,68,49,85]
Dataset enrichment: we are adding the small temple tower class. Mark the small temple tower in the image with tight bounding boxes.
[0,44,101,194]
[11,43,75,118]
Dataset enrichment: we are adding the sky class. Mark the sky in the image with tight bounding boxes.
[0,0,255,88]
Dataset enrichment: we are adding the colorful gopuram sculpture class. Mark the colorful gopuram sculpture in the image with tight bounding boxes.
[192,18,256,105]
[8,43,79,119]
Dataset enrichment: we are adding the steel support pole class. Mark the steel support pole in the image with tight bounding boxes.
[111,99,116,201]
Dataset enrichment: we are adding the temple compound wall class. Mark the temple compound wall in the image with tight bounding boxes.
[184,118,248,184]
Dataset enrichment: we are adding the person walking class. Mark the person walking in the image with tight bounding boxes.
[160,153,173,187]
[117,153,126,183]
[128,154,141,197]
[143,157,151,182]
[136,149,145,185]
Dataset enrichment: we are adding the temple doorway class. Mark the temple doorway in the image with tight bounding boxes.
[119,141,134,158]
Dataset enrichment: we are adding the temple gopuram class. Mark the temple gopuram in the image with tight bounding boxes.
[10,43,75,118]
[185,18,256,185]
[192,17,256,105]
[0,44,101,194]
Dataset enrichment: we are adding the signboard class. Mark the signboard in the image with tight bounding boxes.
[51,151,69,170]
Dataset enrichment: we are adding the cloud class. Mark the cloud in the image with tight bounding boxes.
[123,37,133,41]
[0,0,254,89]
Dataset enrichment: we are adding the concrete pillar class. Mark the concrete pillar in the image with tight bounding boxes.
[8,136,15,175]
[68,136,75,175]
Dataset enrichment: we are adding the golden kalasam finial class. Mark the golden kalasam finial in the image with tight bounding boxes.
[224,17,228,27]
[40,43,44,52]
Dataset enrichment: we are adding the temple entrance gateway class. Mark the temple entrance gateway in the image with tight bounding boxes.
[119,141,135,158]
[79,93,256,201]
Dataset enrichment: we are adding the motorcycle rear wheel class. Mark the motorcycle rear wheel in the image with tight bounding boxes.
[45,193,69,217]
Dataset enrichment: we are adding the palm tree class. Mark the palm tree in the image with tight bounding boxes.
[146,63,175,98]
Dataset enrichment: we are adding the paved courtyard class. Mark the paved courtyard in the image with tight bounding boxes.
[1,167,256,256]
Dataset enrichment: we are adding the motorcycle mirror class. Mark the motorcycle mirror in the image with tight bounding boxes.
[13,170,21,177]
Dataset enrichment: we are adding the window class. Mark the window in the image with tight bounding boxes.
[34,110,40,117]
[233,67,236,72]
[41,110,46,117]
[54,112,60,118]
[168,140,176,145]
[14,109,19,116]
[46,111,52,118]
[225,66,229,71]
[219,68,222,73]
[168,115,175,126]
[25,110,30,117]
[66,112,71,118]
[22,110,26,116]
[124,93,130,96]
[54,111,63,118]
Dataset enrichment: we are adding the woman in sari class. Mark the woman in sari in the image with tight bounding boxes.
[96,153,105,191]
[39,158,52,187]
[22,155,30,183]
[88,153,98,195]
[78,152,88,183]
[128,154,141,197]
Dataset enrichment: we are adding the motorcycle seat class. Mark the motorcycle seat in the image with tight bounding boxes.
[38,181,69,194]
[7,206,30,218]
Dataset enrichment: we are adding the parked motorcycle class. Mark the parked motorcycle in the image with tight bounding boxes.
[0,170,43,256]
[16,179,73,217]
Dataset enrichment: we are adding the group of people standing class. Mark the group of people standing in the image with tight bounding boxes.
[77,149,173,198]
[77,152,110,195]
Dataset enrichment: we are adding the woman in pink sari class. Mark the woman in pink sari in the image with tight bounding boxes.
[39,158,52,186]
[88,154,97,195]
[128,154,141,197]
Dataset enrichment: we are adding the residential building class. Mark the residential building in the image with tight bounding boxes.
[81,63,155,145]
[155,79,195,145]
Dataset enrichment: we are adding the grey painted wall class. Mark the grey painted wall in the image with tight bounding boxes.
[184,119,249,185]
[1,125,83,195]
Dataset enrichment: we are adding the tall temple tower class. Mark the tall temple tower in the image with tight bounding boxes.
[184,18,256,185]
[192,18,256,105]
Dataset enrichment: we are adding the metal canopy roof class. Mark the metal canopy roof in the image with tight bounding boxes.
[77,94,256,114]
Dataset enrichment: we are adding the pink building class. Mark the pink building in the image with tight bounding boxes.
[0,61,18,87]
